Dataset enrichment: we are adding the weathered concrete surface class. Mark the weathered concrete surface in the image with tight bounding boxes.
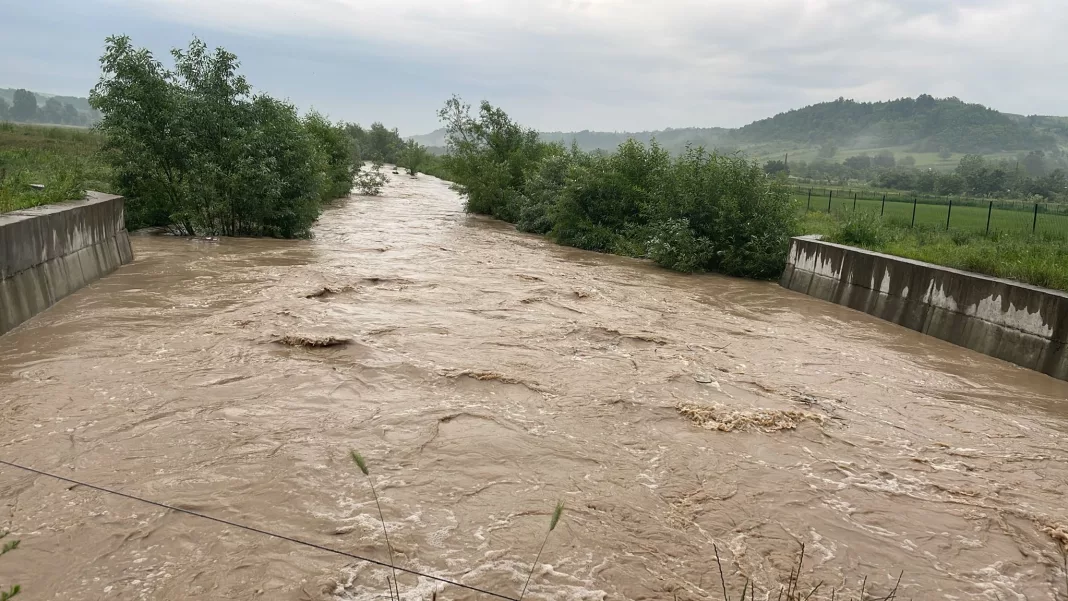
[0,192,133,335]
[780,235,1068,381]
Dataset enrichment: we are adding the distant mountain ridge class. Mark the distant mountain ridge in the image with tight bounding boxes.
[411,95,1068,159]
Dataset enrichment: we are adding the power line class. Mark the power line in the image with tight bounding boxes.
[0,458,519,601]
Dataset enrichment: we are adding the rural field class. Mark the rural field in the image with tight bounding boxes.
[791,189,1068,238]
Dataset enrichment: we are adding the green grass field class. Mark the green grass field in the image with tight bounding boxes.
[800,209,1068,291]
[791,191,1068,239]
[0,122,111,213]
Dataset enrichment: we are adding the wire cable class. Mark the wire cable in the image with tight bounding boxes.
[0,458,518,601]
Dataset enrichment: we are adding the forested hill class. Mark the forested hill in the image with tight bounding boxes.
[733,95,1055,153]
[414,95,1063,158]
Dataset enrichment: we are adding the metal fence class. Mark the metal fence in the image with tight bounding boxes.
[795,186,1068,238]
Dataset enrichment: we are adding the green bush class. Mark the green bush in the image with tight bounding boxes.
[830,210,895,247]
[90,35,355,236]
[437,97,798,280]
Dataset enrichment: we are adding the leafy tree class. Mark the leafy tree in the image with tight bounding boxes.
[872,150,895,169]
[898,155,916,167]
[0,97,8,120]
[399,139,430,175]
[438,95,553,221]
[10,89,37,122]
[91,35,340,237]
[817,141,837,158]
[61,103,82,125]
[42,97,63,124]
[304,111,358,199]
[354,162,388,195]
[843,154,871,170]
[763,159,789,176]
[938,147,952,159]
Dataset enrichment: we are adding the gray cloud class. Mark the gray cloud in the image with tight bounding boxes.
[10,0,1068,132]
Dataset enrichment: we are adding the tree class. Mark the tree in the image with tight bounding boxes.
[91,35,338,237]
[61,103,82,125]
[0,97,9,120]
[843,154,872,170]
[817,141,837,158]
[938,147,952,160]
[872,150,895,169]
[10,89,37,122]
[763,159,789,176]
[400,139,430,176]
[899,155,916,167]
[42,97,63,124]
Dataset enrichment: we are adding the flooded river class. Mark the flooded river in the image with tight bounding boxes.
[1,174,1067,601]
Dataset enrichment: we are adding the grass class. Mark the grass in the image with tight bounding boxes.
[793,190,1068,239]
[0,121,111,213]
[801,209,1068,291]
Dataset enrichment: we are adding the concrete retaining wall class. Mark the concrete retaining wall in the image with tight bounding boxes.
[1,192,133,335]
[780,235,1068,381]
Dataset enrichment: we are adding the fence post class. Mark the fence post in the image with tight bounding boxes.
[986,201,993,235]
[828,190,832,213]
[881,194,886,216]
[807,188,812,211]
[911,197,918,227]
[1033,203,1039,234]
[946,199,952,230]
[853,193,857,212]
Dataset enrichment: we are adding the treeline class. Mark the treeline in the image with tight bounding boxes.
[439,96,796,278]
[782,151,1068,200]
[739,95,1054,153]
[344,122,441,178]
[0,89,100,126]
[92,36,359,236]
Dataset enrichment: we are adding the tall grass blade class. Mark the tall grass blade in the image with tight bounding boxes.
[519,501,565,601]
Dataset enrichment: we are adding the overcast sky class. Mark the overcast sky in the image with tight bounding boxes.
[4,0,1066,135]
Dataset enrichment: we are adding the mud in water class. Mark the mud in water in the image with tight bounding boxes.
[1,174,1067,601]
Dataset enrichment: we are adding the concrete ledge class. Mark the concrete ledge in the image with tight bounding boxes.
[780,235,1068,381]
[1,192,133,335]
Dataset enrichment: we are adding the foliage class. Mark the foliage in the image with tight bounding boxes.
[0,88,97,126]
[90,35,354,236]
[1,531,20,600]
[399,139,431,176]
[738,95,1055,153]
[354,162,389,195]
[439,97,798,280]
[763,159,789,176]
[345,122,405,164]
[304,111,358,199]
[439,95,556,222]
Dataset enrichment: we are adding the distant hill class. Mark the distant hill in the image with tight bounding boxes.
[0,88,100,126]
[414,95,1066,164]
[732,95,1055,153]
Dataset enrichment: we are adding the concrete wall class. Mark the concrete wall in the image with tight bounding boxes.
[1,192,133,335]
[780,235,1068,381]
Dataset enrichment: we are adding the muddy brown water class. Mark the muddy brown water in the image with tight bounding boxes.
[2,174,1067,601]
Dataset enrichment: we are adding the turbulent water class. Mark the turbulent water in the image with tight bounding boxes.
[2,174,1067,601]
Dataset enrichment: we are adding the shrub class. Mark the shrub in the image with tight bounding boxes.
[355,163,389,196]
[438,97,799,280]
[91,35,353,236]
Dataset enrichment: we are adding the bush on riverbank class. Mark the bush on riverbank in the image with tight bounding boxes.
[438,96,798,279]
[90,36,357,237]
